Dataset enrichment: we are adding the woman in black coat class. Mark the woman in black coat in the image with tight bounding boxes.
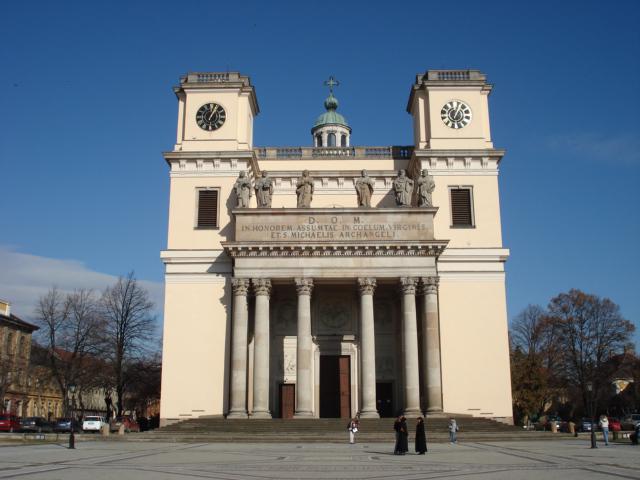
[415,417,427,454]
[399,416,409,454]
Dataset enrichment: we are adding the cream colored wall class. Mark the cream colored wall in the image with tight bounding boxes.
[160,279,230,422]
[438,277,513,420]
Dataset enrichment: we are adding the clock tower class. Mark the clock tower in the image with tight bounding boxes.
[407,70,493,150]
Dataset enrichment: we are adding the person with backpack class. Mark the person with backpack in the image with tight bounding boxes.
[347,417,359,444]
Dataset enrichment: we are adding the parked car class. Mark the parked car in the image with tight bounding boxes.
[607,417,622,432]
[53,418,81,433]
[621,414,640,431]
[82,416,106,433]
[0,414,21,432]
[109,416,140,433]
[579,417,593,432]
[20,417,53,433]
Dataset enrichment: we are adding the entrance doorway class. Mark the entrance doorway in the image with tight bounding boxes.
[376,382,394,417]
[279,384,295,419]
[319,355,351,418]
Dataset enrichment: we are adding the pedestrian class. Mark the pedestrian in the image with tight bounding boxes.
[415,417,427,454]
[399,416,409,454]
[347,417,359,444]
[448,417,458,444]
[598,415,609,446]
[393,416,402,454]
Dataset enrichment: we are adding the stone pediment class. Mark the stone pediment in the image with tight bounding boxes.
[222,207,448,258]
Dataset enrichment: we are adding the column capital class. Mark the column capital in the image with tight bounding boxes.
[231,278,250,296]
[357,277,377,295]
[399,277,418,295]
[420,276,440,295]
[294,278,314,296]
[252,278,272,296]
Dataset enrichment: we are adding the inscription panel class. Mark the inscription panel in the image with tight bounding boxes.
[234,208,437,243]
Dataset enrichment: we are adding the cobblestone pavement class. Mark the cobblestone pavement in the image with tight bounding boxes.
[0,439,639,479]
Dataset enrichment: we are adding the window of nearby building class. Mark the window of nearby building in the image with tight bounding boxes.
[449,187,474,227]
[328,132,336,146]
[196,189,219,229]
[340,134,347,147]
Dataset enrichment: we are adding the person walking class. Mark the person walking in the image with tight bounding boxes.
[415,417,427,454]
[448,418,459,444]
[399,416,409,454]
[393,416,402,454]
[599,415,609,446]
[347,417,359,444]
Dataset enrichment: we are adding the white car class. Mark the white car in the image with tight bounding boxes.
[82,416,106,433]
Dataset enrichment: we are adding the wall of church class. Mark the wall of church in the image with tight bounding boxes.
[160,279,231,424]
[438,277,513,421]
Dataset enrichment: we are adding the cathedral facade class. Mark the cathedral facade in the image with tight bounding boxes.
[159,70,513,425]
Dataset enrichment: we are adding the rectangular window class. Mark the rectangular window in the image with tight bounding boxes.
[196,189,219,228]
[450,187,474,227]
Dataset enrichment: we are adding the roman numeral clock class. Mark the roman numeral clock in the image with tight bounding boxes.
[196,102,227,131]
[441,100,472,129]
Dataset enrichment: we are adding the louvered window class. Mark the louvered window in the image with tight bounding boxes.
[450,188,474,227]
[197,189,219,228]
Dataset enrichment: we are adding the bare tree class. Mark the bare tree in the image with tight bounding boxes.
[35,287,105,416]
[101,272,156,416]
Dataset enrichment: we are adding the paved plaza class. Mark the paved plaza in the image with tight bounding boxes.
[0,439,639,479]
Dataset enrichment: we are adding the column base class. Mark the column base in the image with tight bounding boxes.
[293,411,314,418]
[359,409,380,419]
[403,408,422,418]
[250,410,272,419]
[226,410,248,419]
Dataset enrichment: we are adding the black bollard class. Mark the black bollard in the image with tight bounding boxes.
[69,429,75,449]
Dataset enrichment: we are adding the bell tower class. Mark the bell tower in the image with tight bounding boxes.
[311,76,351,147]
[407,70,493,150]
[173,72,259,152]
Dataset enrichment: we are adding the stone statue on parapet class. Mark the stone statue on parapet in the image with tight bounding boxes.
[393,169,414,207]
[254,171,273,208]
[234,171,252,208]
[355,169,374,207]
[416,169,435,207]
[296,170,314,208]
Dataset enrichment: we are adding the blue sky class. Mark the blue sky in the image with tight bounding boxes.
[1,0,639,339]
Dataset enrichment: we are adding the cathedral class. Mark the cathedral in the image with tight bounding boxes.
[159,70,513,425]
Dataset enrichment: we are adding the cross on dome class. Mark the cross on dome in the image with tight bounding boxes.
[324,76,339,94]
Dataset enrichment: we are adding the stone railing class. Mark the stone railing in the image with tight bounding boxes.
[255,146,413,160]
[425,70,485,82]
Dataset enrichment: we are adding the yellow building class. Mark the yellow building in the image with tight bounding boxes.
[160,70,512,425]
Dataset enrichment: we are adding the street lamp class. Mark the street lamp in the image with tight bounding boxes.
[586,381,597,449]
[68,384,76,450]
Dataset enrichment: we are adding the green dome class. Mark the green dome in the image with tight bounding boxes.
[313,93,350,129]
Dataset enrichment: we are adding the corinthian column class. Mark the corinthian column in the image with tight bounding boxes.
[400,277,421,417]
[251,278,272,418]
[358,277,379,418]
[228,278,249,418]
[421,276,443,412]
[294,278,314,418]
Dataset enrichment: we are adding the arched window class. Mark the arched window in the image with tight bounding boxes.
[341,134,347,147]
[328,133,336,146]
[316,134,322,147]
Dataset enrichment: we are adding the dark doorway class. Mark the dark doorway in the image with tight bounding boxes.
[279,384,295,419]
[320,355,351,418]
[376,382,394,417]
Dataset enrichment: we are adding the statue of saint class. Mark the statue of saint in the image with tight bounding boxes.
[296,170,314,208]
[233,171,252,208]
[355,169,374,207]
[393,169,414,207]
[416,169,435,207]
[254,171,273,208]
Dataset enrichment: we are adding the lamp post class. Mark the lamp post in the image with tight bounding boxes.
[586,381,597,449]
[68,384,76,450]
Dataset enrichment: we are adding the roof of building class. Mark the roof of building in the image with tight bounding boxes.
[313,93,350,130]
[0,312,39,333]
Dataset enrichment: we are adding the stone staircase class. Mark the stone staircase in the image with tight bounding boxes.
[127,416,564,443]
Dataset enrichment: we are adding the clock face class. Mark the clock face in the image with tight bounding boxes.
[441,100,472,129]
[196,103,226,131]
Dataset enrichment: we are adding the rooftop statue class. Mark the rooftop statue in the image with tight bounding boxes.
[254,171,273,208]
[296,170,314,208]
[355,169,374,207]
[416,169,435,207]
[234,171,252,208]
[393,169,414,207]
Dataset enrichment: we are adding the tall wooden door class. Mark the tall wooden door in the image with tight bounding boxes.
[320,355,351,418]
[338,356,351,419]
[279,384,295,419]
